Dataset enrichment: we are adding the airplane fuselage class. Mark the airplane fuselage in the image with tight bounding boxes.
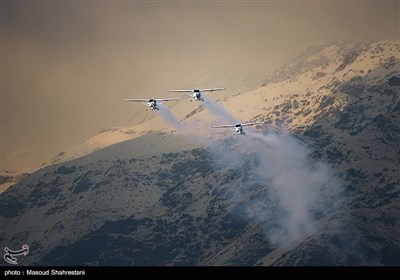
[193,90,203,101]
[147,99,159,111]
[235,125,245,135]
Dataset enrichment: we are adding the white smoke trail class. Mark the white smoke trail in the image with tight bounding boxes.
[160,97,343,246]
[157,103,182,132]
[241,131,342,244]
[202,96,237,124]
[246,131,280,149]
[200,100,343,245]
[157,103,212,145]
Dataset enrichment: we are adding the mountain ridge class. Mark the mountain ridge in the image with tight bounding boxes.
[1,39,399,266]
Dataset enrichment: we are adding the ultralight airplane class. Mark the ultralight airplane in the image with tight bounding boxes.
[124,98,179,111]
[168,88,225,101]
[212,122,264,135]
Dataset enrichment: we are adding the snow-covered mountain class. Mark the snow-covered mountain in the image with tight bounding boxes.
[1,40,399,266]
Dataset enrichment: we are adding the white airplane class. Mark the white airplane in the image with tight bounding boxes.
[124,98,179,111]
[212,122,264,135]
[168,88,225,101]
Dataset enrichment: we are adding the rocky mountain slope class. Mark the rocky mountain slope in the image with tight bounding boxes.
[1,40,399,266]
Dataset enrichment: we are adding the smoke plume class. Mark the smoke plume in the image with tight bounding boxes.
[157,103,182,132]
[157,103,211,145]
[203,96,237,124]
[200,102,343,246]
[160,97,343,246]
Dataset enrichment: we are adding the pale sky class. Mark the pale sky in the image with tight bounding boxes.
[1,1,399,172]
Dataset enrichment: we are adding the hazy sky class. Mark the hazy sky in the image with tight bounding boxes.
[1,1,399,172]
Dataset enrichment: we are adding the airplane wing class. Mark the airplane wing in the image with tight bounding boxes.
[168,89,194,93]
[124,98,149,102]
[212,124,236,128]
[241,122,264,127]
[168,88,225,92]
[154,98,180,102]
[199,88,226,92]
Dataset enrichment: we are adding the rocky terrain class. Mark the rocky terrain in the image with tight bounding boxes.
[1,40,399,266]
